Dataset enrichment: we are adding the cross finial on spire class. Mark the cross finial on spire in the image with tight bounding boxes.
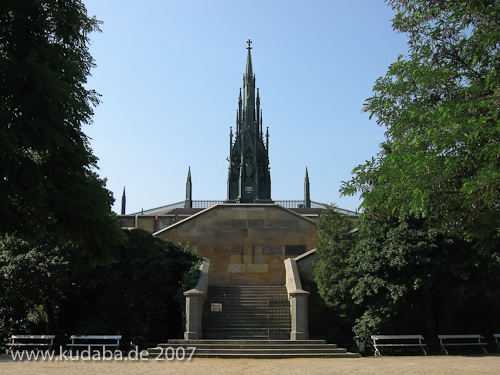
[246,39,252,50]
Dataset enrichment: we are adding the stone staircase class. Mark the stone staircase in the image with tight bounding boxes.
[203,285,290,339]
[148,339,358,358]
[146,285,357,358]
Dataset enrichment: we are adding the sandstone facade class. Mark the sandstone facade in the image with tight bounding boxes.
[154,204,319,286]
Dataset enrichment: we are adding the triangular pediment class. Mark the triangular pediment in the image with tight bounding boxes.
[153,203,317,238]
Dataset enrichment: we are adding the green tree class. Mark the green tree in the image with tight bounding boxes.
[314,206,358,311]
[66,229,203,344]
[0,0,126,261]
[315,207,500,343]
[341,0,500,241]
[0,237,86,339]
[0,230,203,345]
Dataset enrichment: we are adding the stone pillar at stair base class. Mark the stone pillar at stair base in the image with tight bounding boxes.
[289,289,309,340]
[183,258,210,340]
[284,257,310,340]
[184,290,204,339]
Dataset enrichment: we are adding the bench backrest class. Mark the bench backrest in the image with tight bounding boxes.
[70,335,121,340]
[11,335,55,339]
[372,335,424,340]
[438,334,483,339]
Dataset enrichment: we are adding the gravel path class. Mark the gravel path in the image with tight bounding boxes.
[2,354,500,375]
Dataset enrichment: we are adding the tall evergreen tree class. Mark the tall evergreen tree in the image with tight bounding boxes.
[0,0,125,261]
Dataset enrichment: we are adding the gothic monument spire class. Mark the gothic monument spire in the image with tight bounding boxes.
[227,40,272,203]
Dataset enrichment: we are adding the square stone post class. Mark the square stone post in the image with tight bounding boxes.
[284,258,310,340]
[289,289,309,340]
[183,258,210,340]
[184,289,204,339]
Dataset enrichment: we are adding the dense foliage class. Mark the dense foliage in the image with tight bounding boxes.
[341,0,500,241]
[0,230,202,346]
[316,0,500,347]
[314,207,500,342]
[0,0,126,261]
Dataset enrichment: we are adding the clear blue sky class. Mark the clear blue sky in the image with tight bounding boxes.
[82,0,409,215]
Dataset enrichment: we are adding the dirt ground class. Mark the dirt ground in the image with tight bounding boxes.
[1,354,500,375]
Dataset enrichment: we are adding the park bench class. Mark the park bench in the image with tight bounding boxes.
[493,334,500,350]
[371,335,427,356]
[7,335,55,353]
[68,335,121,353]
[438,334,487,355]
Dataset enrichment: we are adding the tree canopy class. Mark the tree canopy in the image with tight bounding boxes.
[0,0,126,261]
[316,0,500,345]
[341,0,500,241]
[0,230,202,344]
[314,207,500,341]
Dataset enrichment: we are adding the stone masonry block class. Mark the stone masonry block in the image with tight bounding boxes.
[231,219,248,228]
[265,219,284,228]
[247,219,265,227]
[262,245,282,255]
[282,227,308,237]
[254,254,266,264]
[250,228,281,238]
[213,219,231,228]
[246,264,268,273]
[136,216,155,232]
[247,209,265,220]
[213,247,231,255]
[230,255,242,264]
[227,264,245,273]
[264,209,282,220]
[119,216,135,228]
[224,208,248,219]
[213,228,248,237]
[242,255,253,264]
[281,219,302,228]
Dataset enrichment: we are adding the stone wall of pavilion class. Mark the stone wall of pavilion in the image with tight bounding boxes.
[153,204,319,286]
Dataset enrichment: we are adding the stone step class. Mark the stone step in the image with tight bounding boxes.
[210,296,288,299]
[147,339,357,358]
[209,288,288,295]
[207,319,289,324]
[208,288,287,295]
[204,285,290,340]
[164,339,338,349]
[210,285,285,291]
[168,339,332,346]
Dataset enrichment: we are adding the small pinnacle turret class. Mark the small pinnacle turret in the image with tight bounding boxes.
[304,168,311,208]
[121,187,126,215]
[185,167,192,208]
